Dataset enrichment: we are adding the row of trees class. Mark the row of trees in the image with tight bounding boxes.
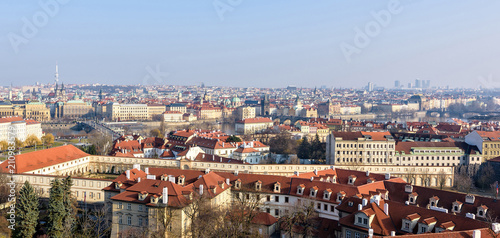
[0,134,54,152]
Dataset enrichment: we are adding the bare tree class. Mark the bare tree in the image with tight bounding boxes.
[281,201,319,237]
[87,131,113,155]
[455,169,473,193]
[405,168,417,185]
[148,204,176,238]
[437,170,447,190]
[75,204,112,238]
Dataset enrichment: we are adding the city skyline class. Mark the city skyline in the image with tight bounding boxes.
[1,1,500,89]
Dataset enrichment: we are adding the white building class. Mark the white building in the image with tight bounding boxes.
[0,116,43,142]
[235,117,273,135]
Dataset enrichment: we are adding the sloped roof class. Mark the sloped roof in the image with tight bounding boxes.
[0,145,89,173]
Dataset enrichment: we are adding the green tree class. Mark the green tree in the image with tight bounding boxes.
[297,137,311,160]
[83,144,97,155]
[225,135,242,142]
[310,134,325,162]
[62,176,76,237]
[47,179,65,238]
[13,181,39,238]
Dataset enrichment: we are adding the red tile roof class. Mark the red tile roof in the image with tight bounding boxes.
[0,145,89,173]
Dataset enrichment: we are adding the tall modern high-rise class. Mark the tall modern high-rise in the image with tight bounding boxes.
[367,82,374,92]
[415,78,421,88]
[394,80,400,88]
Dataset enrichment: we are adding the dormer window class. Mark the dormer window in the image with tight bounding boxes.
[332,175,337,183]
[178,175,185,185]
[255,181,262,191]
[151,194,160,204]
[452,200,463,213]
[211,185,217,194]
[337,191,346,202]
[408,192,418,204]
[274,182,281,193]
[465,194,475,204]
[419,217,437,234]
[348,175,357,185]
[235,179,241,189]
[429,196,439,207]
[437,221,455,232]
[310,186,318,197]
[115,181,123,190]
[138,191,148,201]
[160,174,169,181]
[355,213,370,228]
[405,184,413,193]
[297,184,305,195]
[477,205,488,218]
[367,178,376,183]
[323,189,332,200]
[402,213,421,233]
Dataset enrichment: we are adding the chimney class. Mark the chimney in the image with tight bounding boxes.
[385,173,390,180]
[369,229,373,238]
[330,166,335,171]
[133,164,140,171]
[310,177,314,182]
[226,178,230,185]
[126,170,130,179]
[145,167,149,174]
[199,185,204,195]
[362,198,368,206]
[162,187,168,204]
[138,177,141,182]
[366,171,370,176]
[358,204,363,211]
[390,231,396,236]
[234,170,239,176]
[294,171,299,176]
[405,201,410,206]
[384,203,389,215]
[314,169,318,175]
[472,230,481,238]
[205,168,210,174]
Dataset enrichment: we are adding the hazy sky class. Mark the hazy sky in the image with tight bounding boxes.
[1,1,500,89]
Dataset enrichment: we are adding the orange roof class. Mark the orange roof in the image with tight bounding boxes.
[0,145,89,173]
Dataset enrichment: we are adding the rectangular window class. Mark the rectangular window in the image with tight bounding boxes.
[119,215,123,224]
[355,232,360,238]
[127,203,131,210]
[275,209,279,216]
[139,217,143,226]
[127,216,132,225]
[285,196,289,203]
[118,202,123,209]
[346,230,351,238]
[275,196,279,202]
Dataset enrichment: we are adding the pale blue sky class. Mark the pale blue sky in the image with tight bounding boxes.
[1,1,499,88]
